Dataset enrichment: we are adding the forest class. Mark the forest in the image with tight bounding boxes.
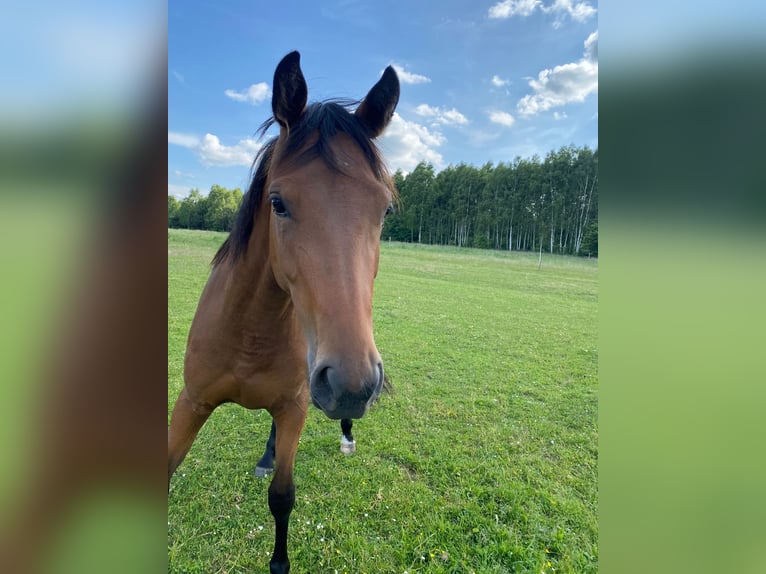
[168,185,243,232]
[168,144,598,257]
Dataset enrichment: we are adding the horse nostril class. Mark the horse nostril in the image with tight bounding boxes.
[310,359,383,419]
[312,365,332,394]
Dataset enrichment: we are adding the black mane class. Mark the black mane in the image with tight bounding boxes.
[212,100,392,267]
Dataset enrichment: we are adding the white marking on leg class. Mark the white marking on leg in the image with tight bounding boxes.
[254,466,274,478]
[340,435,356,454]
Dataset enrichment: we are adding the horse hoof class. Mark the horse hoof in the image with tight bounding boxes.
[254,465,274,478]
[340,436,356,454]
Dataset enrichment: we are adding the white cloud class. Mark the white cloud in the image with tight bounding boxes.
[489,0,542,19]
[224,82,271,105]
[391,64,431,85]
[546,0,597,25]
[414,104,438,117]
[516,31,598,116]
[491,75,510,87]
[441,108,469,125]
[553,111,568,120]
[414,104,468,126]
[198,134,262,166]
[168,130,263,167]
[488,0,596,26]
[584,30,598,60]
[379,113,445,172]
[488,111,516,127]
[168,132,200,148]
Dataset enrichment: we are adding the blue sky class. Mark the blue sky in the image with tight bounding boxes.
[169,0,598,197]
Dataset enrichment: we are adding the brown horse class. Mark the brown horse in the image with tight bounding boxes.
[167,51,399,573]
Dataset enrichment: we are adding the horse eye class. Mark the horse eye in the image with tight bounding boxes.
[270,196,289,217]
[384,204,394,217]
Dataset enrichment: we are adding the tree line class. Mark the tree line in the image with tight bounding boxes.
[168,185,243,232]
[168,145,597,256]
[384,145,597,256]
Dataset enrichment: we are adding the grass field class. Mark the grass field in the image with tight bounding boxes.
[168,229,598,574]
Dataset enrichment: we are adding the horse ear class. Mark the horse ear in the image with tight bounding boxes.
[272,51,308,129]
[355,66,400,138]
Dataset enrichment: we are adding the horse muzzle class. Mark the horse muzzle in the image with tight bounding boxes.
[309,359,383,419]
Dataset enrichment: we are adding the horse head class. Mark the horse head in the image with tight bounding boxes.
[265,51,399,419]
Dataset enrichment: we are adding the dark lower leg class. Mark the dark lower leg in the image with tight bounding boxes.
[340,418,353,442]
[255,420,277,476]
[268,481,295,574]
[265,407,305,574]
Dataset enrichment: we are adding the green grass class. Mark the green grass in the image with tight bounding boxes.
[168,229,598,574]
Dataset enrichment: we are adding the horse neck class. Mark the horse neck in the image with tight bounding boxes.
[227,221,291,325]
[186,218,303,385]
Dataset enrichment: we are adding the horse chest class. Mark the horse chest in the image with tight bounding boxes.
[233,329,303,374]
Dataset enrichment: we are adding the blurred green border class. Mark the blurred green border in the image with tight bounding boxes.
[599,21,766,572]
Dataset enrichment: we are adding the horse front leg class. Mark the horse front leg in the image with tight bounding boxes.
[168,387,215,487]
[340,418,355,454]
[268,406,306,574]
[255,420,277,477]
